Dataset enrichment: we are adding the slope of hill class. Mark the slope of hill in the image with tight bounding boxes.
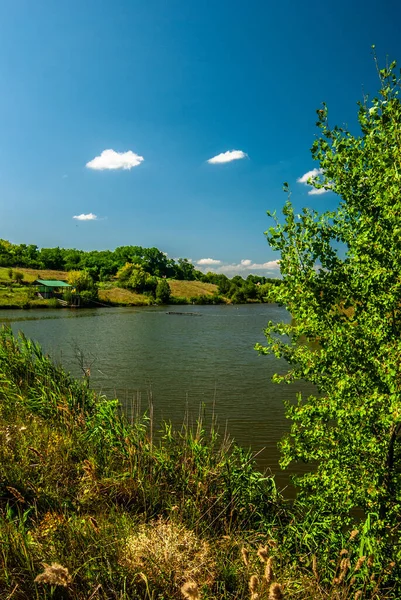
[167,280,218,298]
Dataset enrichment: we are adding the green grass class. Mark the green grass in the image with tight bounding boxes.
[0,285,53,309]
[168,280,218,298]
[0,327,399,599]
[0,266,69,283]
[0,267,69,308]
[98,286,152,306]
[98,280,222,306]
[0,272,221,308]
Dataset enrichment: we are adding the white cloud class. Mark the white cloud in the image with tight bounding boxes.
[207,150,247,164]
[308,187,329,195]
[197,258,280,276]
[197,258,221,265]
[86,149,144,170]
[222,260,280,273]
[73,213,98,221]
[297,168,323,184]
[297,167,331,195]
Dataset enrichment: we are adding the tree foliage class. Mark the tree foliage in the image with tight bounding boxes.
[14,271,24,284]
[156,278,171,304]
[0,241,200,282]
[67,271,98,304]
[257,59,401,533]
[67,270,96,293]
[117,263,157,294]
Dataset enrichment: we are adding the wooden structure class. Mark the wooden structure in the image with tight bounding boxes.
[33,279,71,299]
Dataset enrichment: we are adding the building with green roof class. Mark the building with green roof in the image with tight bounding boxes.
[33,279,71,299]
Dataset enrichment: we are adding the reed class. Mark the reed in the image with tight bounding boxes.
[0,326,399,599]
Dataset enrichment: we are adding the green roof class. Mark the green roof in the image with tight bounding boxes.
[34,280,71,288]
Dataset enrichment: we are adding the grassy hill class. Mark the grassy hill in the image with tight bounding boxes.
[0,266,69,283]
[98,287,152,306]
[99,280,219,306]
[0,268,220,308]
[168,279,218,298]
[0,267,70,308]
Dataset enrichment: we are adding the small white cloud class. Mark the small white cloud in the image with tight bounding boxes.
[73,213,98,221]
[297,168,323,184]
[197,258,280,276]
[86,149,144,171]
[197,258,222,265]
[308,187,329,195]
[207,150,247,164]
[297,167,331,195]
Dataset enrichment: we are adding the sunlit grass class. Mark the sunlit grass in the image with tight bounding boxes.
[0,286,52,308]
[0,267,68,283]
[98,281,219,306]
[168,280,218,298]
[98,286,152,305]
[0,327,398,599]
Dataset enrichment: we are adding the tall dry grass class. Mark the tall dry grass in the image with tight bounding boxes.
[0,326,399,599]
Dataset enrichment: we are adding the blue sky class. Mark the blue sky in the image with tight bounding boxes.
[0,0,400,276]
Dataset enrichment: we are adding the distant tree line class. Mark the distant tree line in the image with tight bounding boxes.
[0,239,282,303]
[0,240,201,281]
[199,272,282,303]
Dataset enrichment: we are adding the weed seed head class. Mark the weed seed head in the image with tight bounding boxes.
[268,582,283,599]
[337,557,350,583]
[249,575,259,593]
[34,563,71,587]
[257,546,269,562]
[6,486,25,503]
[349,529,359,540]
[312,554,318,580]
[181,581,199,600]
[354,556,366,572]
[241,546,249,567]
[265,556,274,585]
[121,518,215,590]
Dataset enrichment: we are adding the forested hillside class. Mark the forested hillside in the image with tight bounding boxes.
[0,240,282,304]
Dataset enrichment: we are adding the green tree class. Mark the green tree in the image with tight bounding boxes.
[156,279,171,304]
[117,263,157,294]
[256,59,401,532]
[64,249,83,271]
[174,258,196,280]
[67,270,97,296]
[116,262,135,285]
[14,271,24,284]
[128,266,148,291]
[38,246,65,270]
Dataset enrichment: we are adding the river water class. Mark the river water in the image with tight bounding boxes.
[0,304,313,480]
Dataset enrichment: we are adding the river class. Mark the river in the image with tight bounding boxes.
[0,304,313,480]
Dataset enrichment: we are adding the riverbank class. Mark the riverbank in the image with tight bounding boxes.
[0,266,279,308]
[0,327,396,599]
[0,283,226,309]
[98,279,222,307]
[0,266,226,308]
